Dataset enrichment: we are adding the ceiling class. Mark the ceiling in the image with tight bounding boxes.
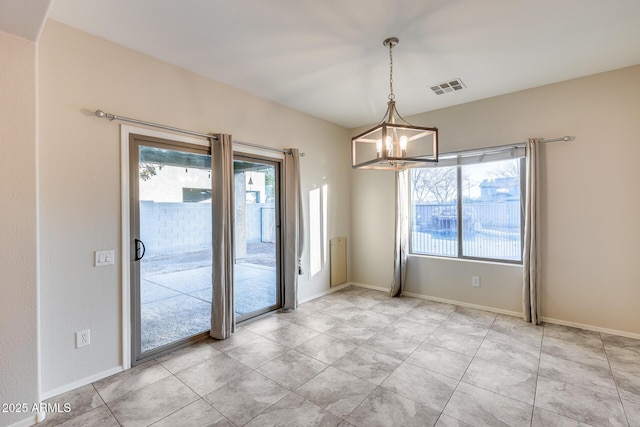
[4,1,640,128]
[0,0,50,41]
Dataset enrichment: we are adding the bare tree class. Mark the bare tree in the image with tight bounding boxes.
[411,167,457,204]
[489,159,520,179]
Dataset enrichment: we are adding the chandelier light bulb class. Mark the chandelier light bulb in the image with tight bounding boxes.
[399,135,408,152]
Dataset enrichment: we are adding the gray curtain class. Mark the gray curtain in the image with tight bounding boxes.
[210,134,235,339]
[283,149,303,310]
[523,138,540,324]
[391,169,409,297]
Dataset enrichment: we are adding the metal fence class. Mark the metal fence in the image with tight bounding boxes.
[412,200,522,261]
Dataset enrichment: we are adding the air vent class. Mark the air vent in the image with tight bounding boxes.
[430,78,466,95]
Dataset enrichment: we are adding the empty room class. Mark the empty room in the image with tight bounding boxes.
[1,1,640,426]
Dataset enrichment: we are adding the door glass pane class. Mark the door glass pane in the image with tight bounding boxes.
[234,159,279,319]
[138,145,212,353]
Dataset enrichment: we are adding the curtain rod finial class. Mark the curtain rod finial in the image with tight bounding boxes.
[95,110,106,118]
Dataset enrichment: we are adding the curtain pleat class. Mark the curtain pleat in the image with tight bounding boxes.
[523,138,540,324]
[283,149,303,310]
[210,134,235,339]
[391,170,409,297]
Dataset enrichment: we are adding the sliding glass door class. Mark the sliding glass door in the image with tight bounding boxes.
[130,134,212,364]
[233,155,282,321]
[129,135,283,364]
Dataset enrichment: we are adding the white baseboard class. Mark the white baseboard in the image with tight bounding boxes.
[351,283,640,339]
[401,290,522,318]
[5,366,123,427]
[40,365,123,401]
[7,414,39,427]
[349,282,390,293]
[540,316,640,340]
[298,282,353,304]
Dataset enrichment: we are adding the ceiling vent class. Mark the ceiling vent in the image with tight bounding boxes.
[430,78,466,95]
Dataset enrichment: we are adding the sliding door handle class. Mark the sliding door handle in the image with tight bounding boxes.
[134,239,146,261]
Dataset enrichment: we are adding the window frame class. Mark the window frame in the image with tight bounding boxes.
[409,157,525,265]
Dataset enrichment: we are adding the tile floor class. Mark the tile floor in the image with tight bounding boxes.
[40,285,640,426]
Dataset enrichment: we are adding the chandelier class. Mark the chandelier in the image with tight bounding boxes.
[352,37,438,170]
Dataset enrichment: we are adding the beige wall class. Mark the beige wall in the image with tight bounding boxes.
[352,65,640,335]
[38,20,351,395]
[0,31,39,426]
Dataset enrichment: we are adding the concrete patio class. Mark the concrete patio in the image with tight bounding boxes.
[139,246,276,353]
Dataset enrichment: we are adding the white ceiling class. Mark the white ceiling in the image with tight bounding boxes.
[0,0,51,41]
[6,1,640,128]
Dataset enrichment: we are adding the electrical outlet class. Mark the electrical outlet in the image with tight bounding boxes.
[76,329,90,348]
[472,276,480,287]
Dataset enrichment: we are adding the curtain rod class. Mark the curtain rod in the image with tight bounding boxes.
[497,135,572,150]
[439,136,572,158]
[483,136,571,151]
[94,110,301,156]
[537,136,572,143]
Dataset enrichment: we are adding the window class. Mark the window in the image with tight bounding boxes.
[410,155,524,263]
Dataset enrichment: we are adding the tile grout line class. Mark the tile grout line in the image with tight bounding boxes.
[171,344,254,414]
[534,326,622,426]
[168,357,251,427]
[92,383,123,427]
[273,296,424,422]
[600,332,632,427]
[237,319,342,424]
[421,306,461,423]
[439,310,497,424]
[529,322,545,427]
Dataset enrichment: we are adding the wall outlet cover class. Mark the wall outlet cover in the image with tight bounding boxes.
[76,329,90,348]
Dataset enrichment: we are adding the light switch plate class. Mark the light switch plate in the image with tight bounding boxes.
[95,250,115,267]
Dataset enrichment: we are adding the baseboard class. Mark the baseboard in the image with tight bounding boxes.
[40,365,123,401]
[540,316,640,340]
[7,413,40,427]
[350,282,521,319]
[401,290,522,318]
[298,282,353,304]
[349,282,390,294]
[296,281,640,340]
[402,291,640,338]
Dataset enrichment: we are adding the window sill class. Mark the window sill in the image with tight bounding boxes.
[408,253,523,268]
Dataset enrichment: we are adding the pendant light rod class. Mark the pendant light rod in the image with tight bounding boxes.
[383,37,399,101]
